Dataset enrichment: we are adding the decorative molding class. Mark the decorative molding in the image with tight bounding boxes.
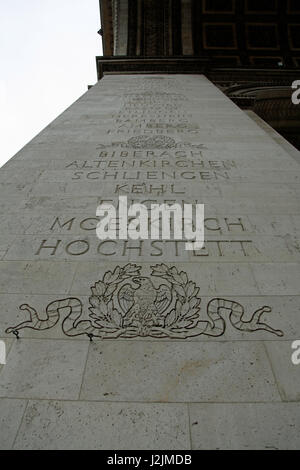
[99,1,300,67]
[6,264,283,341]
[112,0,129,56]
[181,0,194,55]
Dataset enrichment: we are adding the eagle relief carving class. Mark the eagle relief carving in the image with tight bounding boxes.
[6,264,283,340]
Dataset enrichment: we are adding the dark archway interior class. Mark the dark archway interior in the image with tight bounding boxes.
[99,0,300,149]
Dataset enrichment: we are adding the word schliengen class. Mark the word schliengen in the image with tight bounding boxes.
[96,196,204,251]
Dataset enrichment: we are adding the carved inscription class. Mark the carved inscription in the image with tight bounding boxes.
[32,214,261,259]
[6,264,283,340]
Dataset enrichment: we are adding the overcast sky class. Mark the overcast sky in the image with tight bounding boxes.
[0,0,102,168]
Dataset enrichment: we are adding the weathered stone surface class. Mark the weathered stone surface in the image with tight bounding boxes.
[252,263,300,295]
[0,74,299,449]
[13,400,190,450]
[0,399,27,450]
[0,339,89,400]
[80,341,280,402]
[189,403,300,450]
[0,261,76,294]
[264,341,300,401]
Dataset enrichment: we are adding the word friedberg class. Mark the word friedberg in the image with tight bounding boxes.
[107,454,192,467]
[96,196,204,251]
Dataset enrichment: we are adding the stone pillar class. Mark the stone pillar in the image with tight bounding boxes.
[113,0,129,55]
[181,0,193,55]
[0,74,300,449]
